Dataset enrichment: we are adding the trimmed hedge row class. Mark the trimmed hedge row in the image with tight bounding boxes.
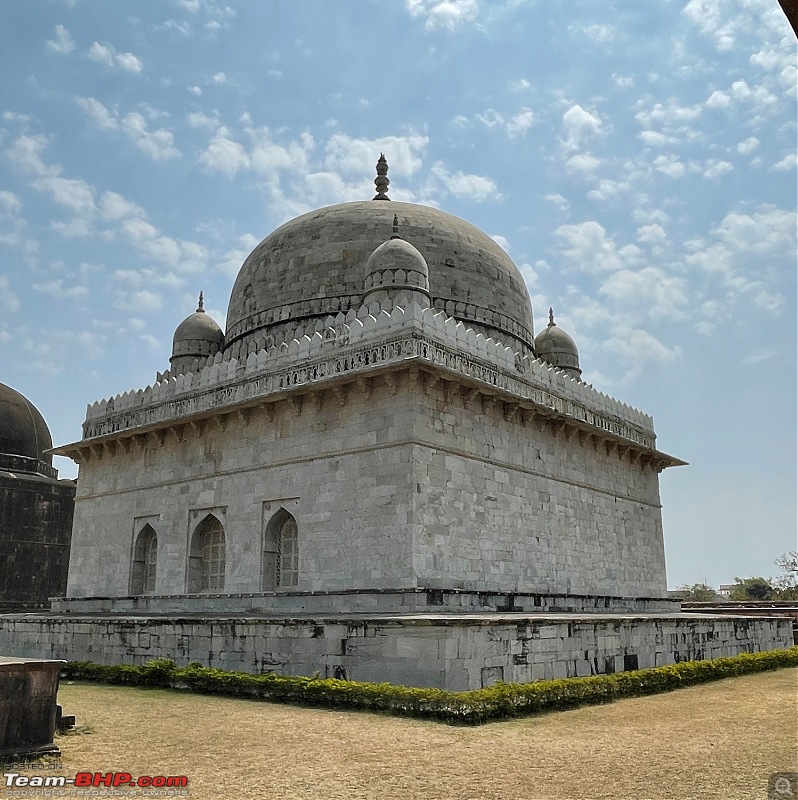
[62,646,798,726]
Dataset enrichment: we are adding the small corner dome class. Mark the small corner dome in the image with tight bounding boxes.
[365,237,429,280]
[173,296,224,349]
[170,293,225,372]
[534,309,581,377]
[0,382,53,464]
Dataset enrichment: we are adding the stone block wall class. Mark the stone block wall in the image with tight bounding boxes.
[66,368,668,602]
[0,612,790,691]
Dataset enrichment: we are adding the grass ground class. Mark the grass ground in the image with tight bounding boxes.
[6,668,797,800]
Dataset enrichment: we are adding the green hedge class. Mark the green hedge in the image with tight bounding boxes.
[61,646,798,726]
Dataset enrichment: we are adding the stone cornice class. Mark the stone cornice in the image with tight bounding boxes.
[53,302,685,469]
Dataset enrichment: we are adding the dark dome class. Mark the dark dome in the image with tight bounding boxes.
[225,201,535,355]
[0,383,53,464]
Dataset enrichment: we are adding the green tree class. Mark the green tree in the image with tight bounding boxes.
[772,551,798,600]
[730,577,774,601]
[677,583,718,601]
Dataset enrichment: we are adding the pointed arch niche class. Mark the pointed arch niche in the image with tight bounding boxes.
[262,507,299,590]
[188,513,226,592]
[130,523,158,594]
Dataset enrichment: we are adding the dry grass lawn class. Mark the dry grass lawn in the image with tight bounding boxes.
[6,668,797,800]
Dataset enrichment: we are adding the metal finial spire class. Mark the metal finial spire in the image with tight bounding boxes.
[548,307,555,327]
[197,291,205,312]
[390,214,400,239]
[373,153,390,201]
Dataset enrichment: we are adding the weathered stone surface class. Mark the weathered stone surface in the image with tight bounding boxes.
[0,614,789,691]
[0,657,63,759]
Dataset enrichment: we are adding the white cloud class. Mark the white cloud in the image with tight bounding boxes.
[652,154,685,178]
[638,130,674,147]
[0,276,20,312]
[509,78,530,91]
[506,108,535,137]
[545,194,568,211]
[211,72,227,84]
[88,42,143,73]
[199,130,250,176]
[121,113,180,160]
[491,235,511,253]
[405,0,479,31]
[323,133,426,178]
[187,111,219,128]
[218,233,260,278]
[76,96,119,130]
[599,267,687,320]
[429,163,498,201]
[5,134,53,176]
[703,159,733,179]
[99,191,146,221]
[0,191,21,216]
[76,99,179,159]
[636,224,666,245]
[562,104,602,149]
[737,136,760,155]
[770,153,797,172]
[582,23,616,43]
[565,153,600,175]
[553,221,641,274]
[587,179,630,201]
[605,327,681,382]
[32,175,95,216]
[47,25,75,54]
[32,279,88,298]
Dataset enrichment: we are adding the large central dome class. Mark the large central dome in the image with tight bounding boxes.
[225,200,534,358]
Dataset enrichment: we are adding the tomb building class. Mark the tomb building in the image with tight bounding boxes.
[0,383,75,611]
[0,158,789,689]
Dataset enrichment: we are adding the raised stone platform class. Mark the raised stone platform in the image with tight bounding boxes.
[0,611,790,691]
[50,588,682,616]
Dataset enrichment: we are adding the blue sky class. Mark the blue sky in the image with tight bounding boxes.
[1,0,795,589]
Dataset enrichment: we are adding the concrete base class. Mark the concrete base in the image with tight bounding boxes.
[0,611,790,691]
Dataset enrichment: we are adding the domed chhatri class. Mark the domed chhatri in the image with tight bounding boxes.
[534,308,581,379]
[363,214,431,308]
[0,382,54,474]
[170,292,225,376]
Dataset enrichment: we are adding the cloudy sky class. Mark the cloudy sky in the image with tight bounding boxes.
[1,0,795,589]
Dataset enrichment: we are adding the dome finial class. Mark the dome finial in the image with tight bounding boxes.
[548,307,555,327]
[197,291,205,312]
[373,153,390,201]
[391,213,400,239]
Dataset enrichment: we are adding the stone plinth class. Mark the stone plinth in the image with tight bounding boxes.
[0,657,64,760]
[0,613,789,691]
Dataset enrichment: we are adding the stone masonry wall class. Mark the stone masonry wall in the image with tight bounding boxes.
[0,612,790,691]
[411,380,667,596]
[67,368,667,601]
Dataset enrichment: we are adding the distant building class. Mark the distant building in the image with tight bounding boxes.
[0,383,75,610]
[718,584,736,597]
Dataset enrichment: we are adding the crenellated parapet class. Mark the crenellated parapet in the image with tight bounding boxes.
[62,297,675,464]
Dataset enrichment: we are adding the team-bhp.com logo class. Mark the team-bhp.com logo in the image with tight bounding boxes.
[4,771,188,792]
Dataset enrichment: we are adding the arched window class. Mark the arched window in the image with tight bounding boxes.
[188,515,226,592]
[131,524,158,594]
[262,509,299,590]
